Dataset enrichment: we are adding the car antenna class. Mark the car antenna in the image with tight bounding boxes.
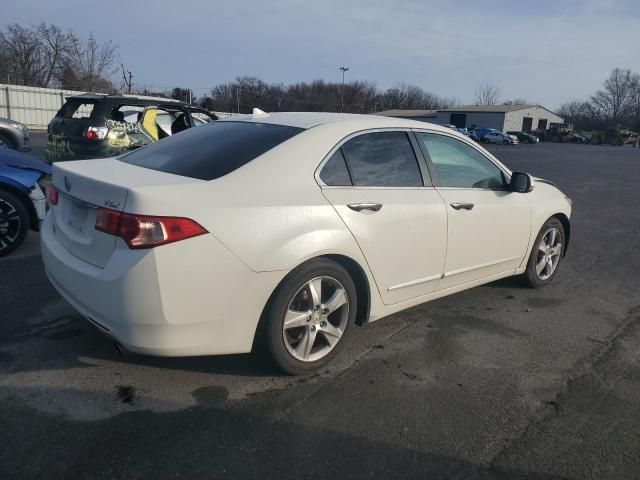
[252,108,269,118]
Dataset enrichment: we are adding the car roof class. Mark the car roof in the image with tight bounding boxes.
[220,111,457,133]
[66,93,192,107]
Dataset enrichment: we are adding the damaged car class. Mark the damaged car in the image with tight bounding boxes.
[0,148,51,256]
[46,94,218,163]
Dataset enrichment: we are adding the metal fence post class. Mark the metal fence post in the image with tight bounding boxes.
[5,86,11,120]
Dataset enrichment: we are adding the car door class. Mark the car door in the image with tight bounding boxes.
[319,130,448,305]
[415,131,532,289]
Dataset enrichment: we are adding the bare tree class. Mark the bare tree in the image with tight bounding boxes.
[591,68,634,125]
[0,23,77,87]
[62,33,117,91]
[37,23,76,87]
[474,83,500,105]
[0,24,45,85]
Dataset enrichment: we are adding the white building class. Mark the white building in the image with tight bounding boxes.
[434,104,563,132]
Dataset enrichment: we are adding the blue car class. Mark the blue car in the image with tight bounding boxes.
[0,148,51,256]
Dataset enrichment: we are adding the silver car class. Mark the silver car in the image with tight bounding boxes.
[0,117,31,151]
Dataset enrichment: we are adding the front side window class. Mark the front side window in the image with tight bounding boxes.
[418,133,506,189]
[340,131,422,187]
[120,121,304,180]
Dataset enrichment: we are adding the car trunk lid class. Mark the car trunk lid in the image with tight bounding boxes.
[51,158,202,268]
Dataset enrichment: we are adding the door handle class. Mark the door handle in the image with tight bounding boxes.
[450,202,474,211]
[347,203,383,212]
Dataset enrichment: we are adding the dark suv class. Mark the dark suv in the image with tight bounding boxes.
[46,94,217,162]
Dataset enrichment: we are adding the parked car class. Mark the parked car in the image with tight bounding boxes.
[0,148,51,256]
[42,113,572,374]
[457,128,471,137]
[572,133,587,144]
[472,127,497,141]
[0,117,31,151]
[485,132,519,145]
[507,131,539,143]
[46,94,218,163]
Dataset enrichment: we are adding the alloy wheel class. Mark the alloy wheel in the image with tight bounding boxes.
[282,276,349,362]
[0,198,22,252]
[536,227,562,280]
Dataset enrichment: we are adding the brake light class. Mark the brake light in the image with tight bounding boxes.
[86,126,109,140]
[49,185,59,205]
[95,208,207,249]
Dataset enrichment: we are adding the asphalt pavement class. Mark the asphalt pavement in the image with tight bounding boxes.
[1,141,640,479]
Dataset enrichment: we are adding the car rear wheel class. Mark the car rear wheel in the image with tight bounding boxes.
[0,132,17,150]
[266,258,357,375]
[0,190,29,256]
[522,218,565,288]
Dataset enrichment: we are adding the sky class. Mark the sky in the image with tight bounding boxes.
[4,0,640,108]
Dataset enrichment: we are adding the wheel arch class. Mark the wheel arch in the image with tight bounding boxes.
[251,253,372,353]
[552,213,571,257]
[0,128,19,149]
[0,182,39,230]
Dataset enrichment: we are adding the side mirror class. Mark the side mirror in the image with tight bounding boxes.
[510,171,534,193]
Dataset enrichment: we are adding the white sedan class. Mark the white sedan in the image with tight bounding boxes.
[41,112,572,374]
[485,132,519,145]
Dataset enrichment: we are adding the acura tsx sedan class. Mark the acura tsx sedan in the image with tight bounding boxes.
[41,112,572,374]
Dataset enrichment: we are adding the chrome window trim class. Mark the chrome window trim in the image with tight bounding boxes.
[314,127,431,189]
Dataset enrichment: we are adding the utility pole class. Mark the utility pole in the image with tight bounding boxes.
[236,88,240,113]
[339,66,349,112]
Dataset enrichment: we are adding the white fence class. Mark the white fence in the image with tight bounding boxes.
[0,83,237,129]
[0,84,95,129]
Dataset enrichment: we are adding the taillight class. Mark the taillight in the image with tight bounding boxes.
[86,126,109,140]
[95,208,207,249]
[49,185,59,205]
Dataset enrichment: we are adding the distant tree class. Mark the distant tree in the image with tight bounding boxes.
[474,83,500,105]
[628,73,640,130]
[0,24,46,86]
[37,23,76,87]
[61,33,117,91]
[0,23,78,87]
[590,68,635,125]
[503,98,528,105]
[171,87,195,103]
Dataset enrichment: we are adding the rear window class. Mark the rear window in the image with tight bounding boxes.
[119,121,304,180]
[57,100,99,119]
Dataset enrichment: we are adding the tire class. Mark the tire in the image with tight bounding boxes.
[266,258,357,375]
[503,139,509,145]
[0,132,17,150]
[0,189,30,256]
[484,138,490,144]
[522,217,565,288]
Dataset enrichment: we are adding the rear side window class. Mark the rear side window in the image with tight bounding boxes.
[340,132,423,187]
[119,121,304,180]
[319,150,352,186]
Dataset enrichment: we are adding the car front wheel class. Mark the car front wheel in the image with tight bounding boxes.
[522,218,565,288]
[0,190,29,256]
[266,258,357,375]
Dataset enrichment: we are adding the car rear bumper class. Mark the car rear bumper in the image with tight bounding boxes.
[40,213,284,356]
